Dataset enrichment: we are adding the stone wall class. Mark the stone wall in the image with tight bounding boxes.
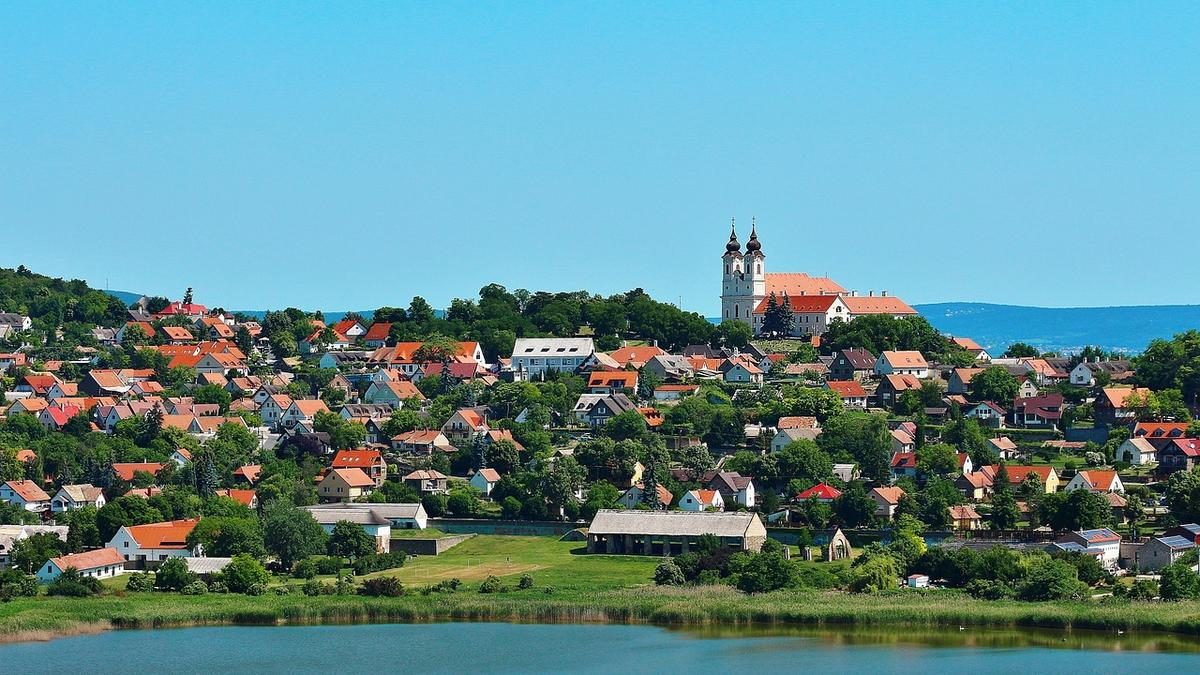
[388,534,475,556]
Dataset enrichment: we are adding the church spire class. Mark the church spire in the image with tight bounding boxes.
[745,217,762,254]
[725,217,741,254]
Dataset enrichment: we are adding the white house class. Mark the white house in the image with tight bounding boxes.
[469,468,501,498]
[0,524,68,567]
[258,394,293,427]
[1055,528,1122,570]
[50,484,106,513]
[678,489,724,512]
[302,503,428,552]
[875,351,929,378]
[0,480,51,513]
[618,483,673,510]
[1116,437,1157,465]
[37,548,127,584]
[106,519,199,566]
[509,337,595,380]
[721,361,764,385]
[1063,470,1125,494]
[281,399,330,429]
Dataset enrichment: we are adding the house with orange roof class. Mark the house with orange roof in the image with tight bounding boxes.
[362,322,392,348]
[876,373,923,408]
[215,488,259,509]
[826,380,868,409]
[1065,470,1125,494]
[391,429,455,455]
[45,381,79,401]
[947,367,984,395]
[16,373,59,396]
[7,396,49,416]
[106,518,199,566]
[259,394,294,427]
[588,370,639,395]
[161,325,195,344]
[441,408,489,445]
[281,399,330,429]
[364,379,424,407]
[1,480,51,512]
[469,468,502,498]
[841,294,918,319]
[617,482,674,510]
[233,464,263,485]
[403,469,449,495]
[679,488,724,512]
[37,547,127,584]
[720,359,763,385]
[331,449,387,487]
[195,316,236,340]
[950,337,991,362]
[987,464,1060,494]
[875,351,929,378]
[609,345,666,369]
[869,486,906,520]
[38,404,82,431]
[949,504,983,530]
[112,462,166,482]
[1094,387,1153,426]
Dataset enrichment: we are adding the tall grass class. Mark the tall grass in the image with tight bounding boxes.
[6,587,1200,643]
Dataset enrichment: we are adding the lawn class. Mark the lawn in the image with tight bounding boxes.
[377,536,658,590]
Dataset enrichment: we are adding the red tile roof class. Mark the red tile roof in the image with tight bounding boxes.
[48,547,125,572]
[331,449,383,469]
[796,482,842,501]
[124,519,199,548]
[827,380,867,398]
[4,479,49,502]
[112,462,166,482]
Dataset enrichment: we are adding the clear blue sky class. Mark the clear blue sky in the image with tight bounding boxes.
[2,3,1196,314]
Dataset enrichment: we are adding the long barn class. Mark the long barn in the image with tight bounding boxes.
[586,510,767,555]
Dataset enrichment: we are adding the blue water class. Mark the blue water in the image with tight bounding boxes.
[3,623,1200,674]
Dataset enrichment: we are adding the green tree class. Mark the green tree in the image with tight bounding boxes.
[712,320,752,349]
[775,440,833,484]
[605,410,648,442]
[262,503,329,568]
[760,293,795,337]
[10,532,68,574]
[223,553,271,594]
[817,413,892,482]
[484,439,522,474]
[916,443,958,478]
[96,495,165,541]
[1003,343,1040,358]
[833,483,877,528]
[186,517,266,557]
[1017,556,1088,601]
[1160,560,1200,600]
[969,366,1020,403]
[154,557,196,591]
[848,554,900,593]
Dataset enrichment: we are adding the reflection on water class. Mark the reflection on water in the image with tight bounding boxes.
[673,623,1200,653]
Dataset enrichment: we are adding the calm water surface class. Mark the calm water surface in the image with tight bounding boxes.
[4,622,1200,674]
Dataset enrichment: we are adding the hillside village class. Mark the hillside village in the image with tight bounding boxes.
[2,255,1200,603]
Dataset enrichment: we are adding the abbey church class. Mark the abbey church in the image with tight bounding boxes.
[720,219,918,337]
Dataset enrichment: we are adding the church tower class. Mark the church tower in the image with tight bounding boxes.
[720,218,766,328]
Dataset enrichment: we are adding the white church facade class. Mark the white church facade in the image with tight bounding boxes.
[720,219,917,337]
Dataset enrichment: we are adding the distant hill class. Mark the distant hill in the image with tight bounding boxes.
[103,289,144,306]
[915,302,1200,355]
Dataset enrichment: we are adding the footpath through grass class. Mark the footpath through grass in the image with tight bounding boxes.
[6,535,1200,642]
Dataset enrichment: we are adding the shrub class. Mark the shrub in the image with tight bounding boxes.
[479,575,503,593]
[315,556,343,575]
[0,569,38,600]
[125,572,154,592]
[273,585,291,595]
[359,577,405,597]
[334,574,356,595]
[225,554,271,594]
[291,559,318,579]
[180,580,209,595]
[518,574,534,590]
[208,581,229,594]
[302,579,329,596]
[154,558,196,591]
[352,551,406,576]
[47,568,102,597]
[654,560,685,586]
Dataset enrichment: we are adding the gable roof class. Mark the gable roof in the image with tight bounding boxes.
[871,486,906,505]
[588,509,764,538]
[363,322,392,342]
[4,480,49,502]
[47,547,125,572]
[796,482,842,500]
[764,273,845,297]
[112,462,165,482]
[122,519,199,549]
[57,484,104,503]
[841,295,918,315]
[827,380,867,398]
[1076,470,1119,491]
[880,351,928,368]
[327,467,375,488]
[331,449,383,468]
[609,345,666,367]
[1133,422,1190,438]
[949,505,981,520]
[752,293,839,315]
[837,348,876,369]
[475,468,501,483]
[1098,387,1152,409]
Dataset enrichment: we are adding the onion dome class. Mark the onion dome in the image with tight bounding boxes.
[725,218,741,253]
[745,217,762,254]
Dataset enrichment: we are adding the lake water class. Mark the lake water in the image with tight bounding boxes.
[4,622,1200,673]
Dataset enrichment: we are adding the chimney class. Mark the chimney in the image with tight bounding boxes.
[881,290,888,297]
[850,290,857,297]
[868,290,874,297]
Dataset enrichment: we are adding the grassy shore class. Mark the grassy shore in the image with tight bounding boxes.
[5,535,1200,643]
